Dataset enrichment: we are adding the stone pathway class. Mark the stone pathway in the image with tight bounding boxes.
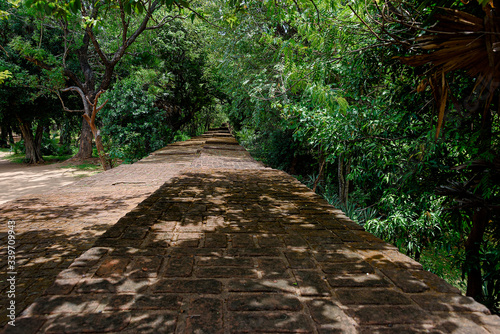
[1,128,499,333]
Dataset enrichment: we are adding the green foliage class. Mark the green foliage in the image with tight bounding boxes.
[11,139,25,154]
[206,0,500,314]
[0,70,12,83]
[100,78,173,163]
[365,195,444,259]
[9,131,67,156]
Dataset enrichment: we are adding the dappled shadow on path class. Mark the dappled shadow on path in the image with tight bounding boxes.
[4,170,499,333]
[0,190,150,329]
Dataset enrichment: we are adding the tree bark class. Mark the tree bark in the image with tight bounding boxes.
[8,127,14,146]
[0,125,8,148]
[312,154,326,193]
[86,120,112,170]
[338,153,351,205]
[73,118,93,159]
[465,207,489,301]
[17,118,44,164]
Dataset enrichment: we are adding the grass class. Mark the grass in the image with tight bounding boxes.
[1,153,73,164]
[2,153,26,164]
[59,162,102,171]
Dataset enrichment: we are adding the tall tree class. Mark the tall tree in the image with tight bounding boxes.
[16,0,191,169]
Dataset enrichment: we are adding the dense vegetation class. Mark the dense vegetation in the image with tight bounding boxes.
[1,0,498,314]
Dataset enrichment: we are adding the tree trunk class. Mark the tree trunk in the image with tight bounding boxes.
[338,153,351,205]
[463,101,493,301]
[312,154,326,193]
[90,127,112,170]
[59,123,64,145]
[0,125,8,148]
[73,118,93,159]
[8,127,14,146]
[17,118,44,164]
[465,207,489,301]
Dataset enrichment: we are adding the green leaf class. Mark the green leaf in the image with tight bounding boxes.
[124,1,132,15]
[0,70,12,84]
[69,0,81,13]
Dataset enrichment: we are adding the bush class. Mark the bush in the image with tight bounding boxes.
[100,79,174,163]
[11,139,25,154]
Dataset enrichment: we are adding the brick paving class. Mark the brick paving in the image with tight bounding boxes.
[1,128,500,333]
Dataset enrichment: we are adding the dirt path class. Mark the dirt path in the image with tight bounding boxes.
[0,151,99,204]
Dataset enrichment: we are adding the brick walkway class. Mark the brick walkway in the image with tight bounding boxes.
[1,128,500,333]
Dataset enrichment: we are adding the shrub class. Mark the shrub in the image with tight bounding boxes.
[100,79,173,163]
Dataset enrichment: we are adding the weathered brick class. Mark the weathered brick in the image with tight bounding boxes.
[231,233,256,248]
[294,270,331,296]
[313,251,364,263]
[204,233,227,248]
[285,250,316,269]
[229,312,314,333]
[283,235,309,247]
[438,315,491,334]
[335,288,412,305]
[307,299,358,333]
[142,233,172,248]
[227,248,280,257]
[228,294,302,311]
[152,279,222,294]
[346,306,431,325]
[122,226,150,240]
[258,258,290,278]
[257,234,284,248]
[1,317,45,334]
[43,312,131,333]
[411,293,491,314]
[128,256,162,278]
[95,257,131,278]
[321,262,374,275]
[332,230,364,242]
[410,270,461,294]
[104,294,182,311]
[21,295,99,315]
[195,266,257,278]
[151,220,177,232]
[185,298,223,334]
[326,273,391,288]
[76,278,117,294]
[228,279,297,293]
[162,255,194,277]
[305,235,343,245]
[43,279,79,295]
[381,268,429,293]
[358,325,445,333]
[197,256,253,267]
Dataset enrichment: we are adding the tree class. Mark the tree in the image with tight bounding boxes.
[16,0,192,169]
[369,0,499,306]
[1,0,68,163]
[207,0,499,313]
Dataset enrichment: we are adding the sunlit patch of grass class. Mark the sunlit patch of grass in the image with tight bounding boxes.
[2,153,25,164]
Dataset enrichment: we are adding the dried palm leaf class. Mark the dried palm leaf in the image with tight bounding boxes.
[398,4,500,138]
